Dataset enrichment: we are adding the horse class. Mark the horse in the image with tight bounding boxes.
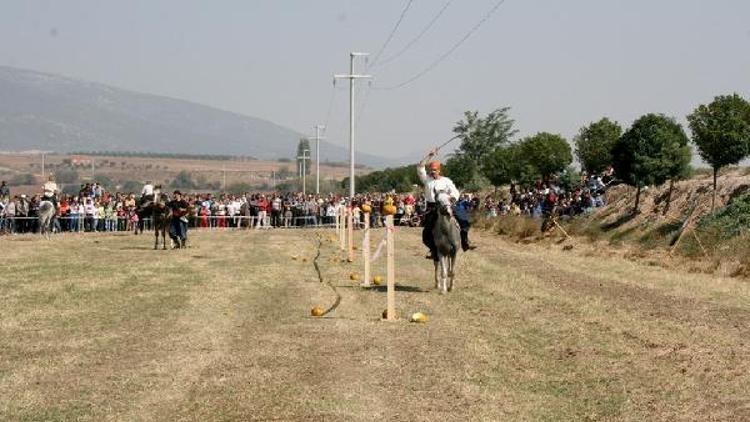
[151,190,171,250]
[37,200,56,240]
[432,189,461,294]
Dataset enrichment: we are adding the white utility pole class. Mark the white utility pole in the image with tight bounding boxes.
[314,124,325,195]
[334,52,372,202]
[296,149,310,196]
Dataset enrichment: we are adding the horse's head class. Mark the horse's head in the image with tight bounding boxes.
[433,188,454,217]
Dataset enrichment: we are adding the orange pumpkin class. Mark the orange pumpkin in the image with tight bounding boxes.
[382,197,397,216]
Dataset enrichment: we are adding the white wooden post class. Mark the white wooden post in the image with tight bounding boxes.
[348,206,354,262]
[362,212,370,287]
[386,215,396,321]
[339,206,345,251]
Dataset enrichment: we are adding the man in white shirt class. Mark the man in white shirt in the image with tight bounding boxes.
[141,181,154,199]
[42,175,59,210]
[417,149,459,260]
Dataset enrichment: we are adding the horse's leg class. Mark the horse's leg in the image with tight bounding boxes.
[434,258,440,290]
[439,256,448,294]
[448,254,456,292]
[162,226,168,250]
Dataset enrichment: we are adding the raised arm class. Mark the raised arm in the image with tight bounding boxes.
[417,148,437,184]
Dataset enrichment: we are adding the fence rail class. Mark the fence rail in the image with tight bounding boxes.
[0,214,392,235]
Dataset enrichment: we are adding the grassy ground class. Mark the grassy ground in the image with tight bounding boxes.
[1,227,749,421]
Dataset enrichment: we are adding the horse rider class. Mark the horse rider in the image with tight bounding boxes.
[167,190,190,248]
[42,174,59,210]
[417,149,460,261]
[140,180,154,205]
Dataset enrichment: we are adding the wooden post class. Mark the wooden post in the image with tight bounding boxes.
[339,206,345,251]
[348,206,355,262]
[362,213,370,287]
[386,215,396,321]
[334,208,341,242]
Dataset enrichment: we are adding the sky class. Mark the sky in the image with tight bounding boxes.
[1,0,749,162]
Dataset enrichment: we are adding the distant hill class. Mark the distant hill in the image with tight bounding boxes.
[0,66,392,167]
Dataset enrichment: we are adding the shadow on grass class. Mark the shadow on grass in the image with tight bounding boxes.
[600,212,638,232]
[338,284,429,293]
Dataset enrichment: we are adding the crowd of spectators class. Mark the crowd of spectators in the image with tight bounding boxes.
[0,179,473,235]
[0,167,612,236]
[481,166,615,221]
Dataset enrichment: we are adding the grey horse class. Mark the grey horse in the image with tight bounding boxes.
[432,189,461,294]
[37,200,56,240]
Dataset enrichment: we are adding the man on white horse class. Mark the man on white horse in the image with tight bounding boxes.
[418,149,459,261]
[42,174,59,210]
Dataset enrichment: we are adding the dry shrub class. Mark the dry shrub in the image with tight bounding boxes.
[563,216,604,241]
[494,215,540,239]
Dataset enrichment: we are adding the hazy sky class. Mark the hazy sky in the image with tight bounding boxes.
[1,0,749,161]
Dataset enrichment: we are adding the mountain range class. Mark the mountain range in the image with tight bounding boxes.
[0,66,398,168]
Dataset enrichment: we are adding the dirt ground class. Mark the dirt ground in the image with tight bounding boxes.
[1,226,749,421]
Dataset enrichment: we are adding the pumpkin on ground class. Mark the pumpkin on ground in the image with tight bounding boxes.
[311,306,325,317]
[410,312,428,323]
[372,275,383,285]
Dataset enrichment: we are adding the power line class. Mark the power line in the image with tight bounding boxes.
[369,0,414,68]
[373,1,453,69]
[377,0,509,91]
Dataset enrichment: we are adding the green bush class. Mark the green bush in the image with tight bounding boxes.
[697,193,750,240]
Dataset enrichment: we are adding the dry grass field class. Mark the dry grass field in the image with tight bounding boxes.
[1,226,749,421]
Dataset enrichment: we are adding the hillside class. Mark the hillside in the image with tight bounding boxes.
[0,66,392,167]
[0,152,368,195]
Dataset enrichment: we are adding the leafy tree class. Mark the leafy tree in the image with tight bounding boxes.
[450,107,517,181]
[443,154,479,190]
[574,117,622,174]
[296,138,312,176]
[687,93,750,210]
[350,165,420,193]
[171,170,196,189]
[557,166,582,193]
[481,144,518,190]
[55,168,79,184]
[612,114,691,212]
[120,180,141,193]
[10,173,35,185]
[516,132,573,180]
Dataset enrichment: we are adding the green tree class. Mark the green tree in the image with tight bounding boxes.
[296,138,312,176]
[171,170,196,190]
[687,93,750,211]
[574,117,622,174]
[481,144,518,190]
[55,168,79,184]
[516,132,573,180]
[450,107,517,181]
[612,114,691,213]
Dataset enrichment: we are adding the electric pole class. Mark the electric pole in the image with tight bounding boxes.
[296,149,310,196]
[314,124,325,195]
[334,52,372,202]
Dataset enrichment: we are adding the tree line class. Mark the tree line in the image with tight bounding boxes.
[354,93,750,214]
